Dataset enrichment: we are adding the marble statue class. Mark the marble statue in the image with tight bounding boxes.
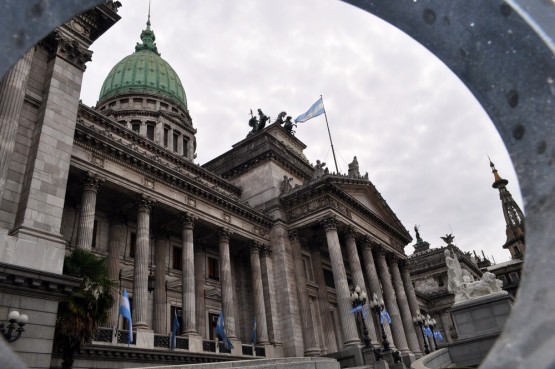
[284,116,295,134]
[445,248,507,303]
[348,156,360,177]
[280,175,293,194]
[313,160,327,179]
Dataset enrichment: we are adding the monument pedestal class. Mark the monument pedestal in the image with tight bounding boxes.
[449,293,514,367]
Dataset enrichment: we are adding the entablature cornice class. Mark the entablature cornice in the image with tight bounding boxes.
[282,179,411,245]
[77,104,240,196]
[73,127,272,230]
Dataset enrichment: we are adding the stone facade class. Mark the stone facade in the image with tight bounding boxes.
[0,4,428,369]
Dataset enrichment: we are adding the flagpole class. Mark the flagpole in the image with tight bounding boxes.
[114,268,122,342]
[320,95,339,173]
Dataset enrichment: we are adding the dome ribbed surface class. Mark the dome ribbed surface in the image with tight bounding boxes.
[98,19,187,110]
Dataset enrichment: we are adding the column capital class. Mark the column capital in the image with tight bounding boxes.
[344,225,357,240]
[136,194,156,213]
[82,171,105,192]
[180,212,196,228]
[218,228,232,242]
[259,244,272,257]
[41,30,93,71]
[320,215,337,231]
[398,258,410,271]
[387,253,400,264]
[250,241,262,254]
[288,229,301,243]
[375,244,389,257]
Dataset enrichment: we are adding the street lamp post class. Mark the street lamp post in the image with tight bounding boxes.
[0,310,29,343]
[369,292,390,352]
[425,314,438,351]
[413,311,430,354]
[350,285,371,348]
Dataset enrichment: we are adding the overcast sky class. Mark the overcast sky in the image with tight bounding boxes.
[80,0,524,263]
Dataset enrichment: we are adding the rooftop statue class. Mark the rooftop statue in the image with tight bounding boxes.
[284,116,296,135]
[348,156,360,177]
[247,109,259,136]
[444,248,507,303]
[414,225,423,243]
[280,175,293,195]
[313,160,327,179]
[273,111,287,125]
[257,109,269,131]
[441,233,455,245]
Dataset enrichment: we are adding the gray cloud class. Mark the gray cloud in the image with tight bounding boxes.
[81,0,523,263]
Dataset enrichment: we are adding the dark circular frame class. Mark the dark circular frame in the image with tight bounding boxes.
[1,1,553,368]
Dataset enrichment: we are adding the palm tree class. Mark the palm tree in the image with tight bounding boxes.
[55,249,115,369]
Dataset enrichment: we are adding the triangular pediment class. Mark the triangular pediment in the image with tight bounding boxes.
[334,180,409,238]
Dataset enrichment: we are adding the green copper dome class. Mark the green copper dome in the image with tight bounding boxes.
[98,17,187,110]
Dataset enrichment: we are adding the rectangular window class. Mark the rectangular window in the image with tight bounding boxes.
[323,268,335,289]
[131,121,141,133]
[171,306,183,335]
[146,124,155,140]
[207,257,219,281]
[172,246,182,270]
[436,276,445,287]
[91,220,98,248]
[499,274,508,287]
[160,102,168,110]
[182,137,189,156]
[173,133,179,153]
[164,127,169,147]
[133,98,142,108]
[129,232,136,258]
[208,312,219,340]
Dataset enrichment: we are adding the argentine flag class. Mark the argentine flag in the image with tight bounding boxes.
[120,288,133,344]
[295,97,325,123]
[215,312,234,350]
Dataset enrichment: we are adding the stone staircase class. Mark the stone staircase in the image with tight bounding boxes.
[133,357,340,369]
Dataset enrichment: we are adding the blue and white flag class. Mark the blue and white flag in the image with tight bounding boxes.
[119,288,133,344]
[351,304,363,313]
[380,309,392,325]
[362,305,369,321]
[424,326,433,337]
[433,331,444,342]
[170,309,180,350]
[215,312,234,350]
[250,318,257,345]
[295,97,325,123]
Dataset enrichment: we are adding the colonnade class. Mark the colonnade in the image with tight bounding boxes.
[74,171,275,347]
[290,215,424,359]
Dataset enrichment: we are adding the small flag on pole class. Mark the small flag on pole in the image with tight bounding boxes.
[170,309,180,350]
[215,312,234,350]
[295,97,325,123]
[362,305,369,321]
[251,318,257,345]
[351,304,363,313]
[380,309,392,325]
[119,288,133,344]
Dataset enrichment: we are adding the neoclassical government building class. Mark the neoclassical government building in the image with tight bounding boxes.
[0,3,442,368]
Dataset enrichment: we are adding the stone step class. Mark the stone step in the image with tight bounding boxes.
[135,357,340,369]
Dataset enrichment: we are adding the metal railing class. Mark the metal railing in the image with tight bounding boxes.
[92,327,113,343]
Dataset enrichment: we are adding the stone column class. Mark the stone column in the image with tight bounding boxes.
[76,172,104,250]
[400,261,426,354]
[344,227,378,345]
[0,48,34,199]
[360,237,393,349]
[250,242,269,344]
[153,231,170,334]
[194,243,206,338]
[180,212,197,335]
[260,244,282,347]
[107,212,126,328]
[218,228,236,339]
[132,194,155,330]
[289,230,320,355]
[375,247,409,353]
[390,257,420,357]
[311,244,336,354]
[440,311,454,344]
[320,216,359,347]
